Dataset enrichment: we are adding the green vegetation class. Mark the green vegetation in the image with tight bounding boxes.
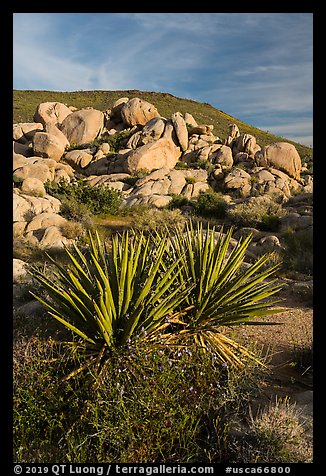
[131,207,187,234]
[13,336,265,463]
[227,198,286,230]
[169,194,192,209]
[281,228,313,275]
[31,225,282,369]
[44,178,123,217]
[169,190,228,220]
[30,230,189,354]
[175,161,189,170]
[194,190,228,218]
[158,222,283,367]
[93,129,133,152]
[260,214,282,232]
[185,176,197,184]
[13,174,24,187]
[13,89,312,165]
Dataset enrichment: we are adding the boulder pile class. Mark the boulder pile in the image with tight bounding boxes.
[13,96,313,250]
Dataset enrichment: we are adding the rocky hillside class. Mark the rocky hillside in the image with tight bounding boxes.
[13,94,313,261]
[14,90,313,168]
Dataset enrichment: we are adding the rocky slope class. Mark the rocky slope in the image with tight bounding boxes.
[13,94,313,251]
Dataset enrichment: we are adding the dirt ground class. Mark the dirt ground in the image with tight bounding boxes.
[243,286,313,388]
[234,281,313,444]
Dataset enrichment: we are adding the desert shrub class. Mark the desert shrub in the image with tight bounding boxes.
[190,160,214,175]
[13,337,264,463]
[185,176,197,184]
[197,159,214,171]
[60,221,85,240]
[103,129,133,152]
[66,130,133,153]
[121,176,139,186]
[45,179,123,216]
[282,228,313,275]
[260,214,281,232]
[194,190,228,218]
[229,397,312,463]
[132,207,187,234]
[227,198,285,229]
[121,169,151,186]
[59,198,93,226]
[175,161,189,170]
[13,174,24,187]
[13,237,44,263]
[291,341,313,375]
[169,194,193,209]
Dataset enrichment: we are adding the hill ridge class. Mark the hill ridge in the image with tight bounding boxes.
[13,89,312,165]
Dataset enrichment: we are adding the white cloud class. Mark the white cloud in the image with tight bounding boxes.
[13,13,312,145]
[258,122,313,147]
[14,43,94,90]
[235,65,290,76]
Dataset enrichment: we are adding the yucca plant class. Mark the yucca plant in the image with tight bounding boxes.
[148,222,284,368]
[31,224,283,370]
[30,230,191,358]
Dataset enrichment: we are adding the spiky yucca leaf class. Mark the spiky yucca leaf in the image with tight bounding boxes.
[30,230,191,351]
[160,222,284,367]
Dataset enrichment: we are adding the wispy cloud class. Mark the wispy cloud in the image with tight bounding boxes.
[13,13,313,145]
[258,121,313,147]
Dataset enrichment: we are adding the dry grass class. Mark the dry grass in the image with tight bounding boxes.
[230,397,312,463]
[60,220,85,240]
[131,207,187,233]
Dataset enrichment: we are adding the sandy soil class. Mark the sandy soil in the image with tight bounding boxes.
[232,282,313,443]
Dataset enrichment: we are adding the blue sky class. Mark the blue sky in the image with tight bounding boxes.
[13,13,313,146]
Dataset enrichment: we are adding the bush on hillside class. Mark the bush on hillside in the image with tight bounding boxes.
[45,178,123,216]
[227,198,285,229]
[194,191,228,218]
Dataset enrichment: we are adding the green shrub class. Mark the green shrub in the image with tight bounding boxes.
[175,161,189,170]
[185,176,197,184]
[13,236,44,263]
[195,160,214,174]
[60,221,85,240]
[121,176,139,186]
[45,179,123,216]
[227,198,285,229]
[169,194,193,209]
[260,214,281,232]
[13,336,264,463]
[282,228,313,275]
[122,169,151,186]
[132,207,187,234]
[194,191,228,218]
[13,174,24,187]
[65,131,133,153]
[59,198,93,226]
[74,183,122,216]
[103,130,133,152]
